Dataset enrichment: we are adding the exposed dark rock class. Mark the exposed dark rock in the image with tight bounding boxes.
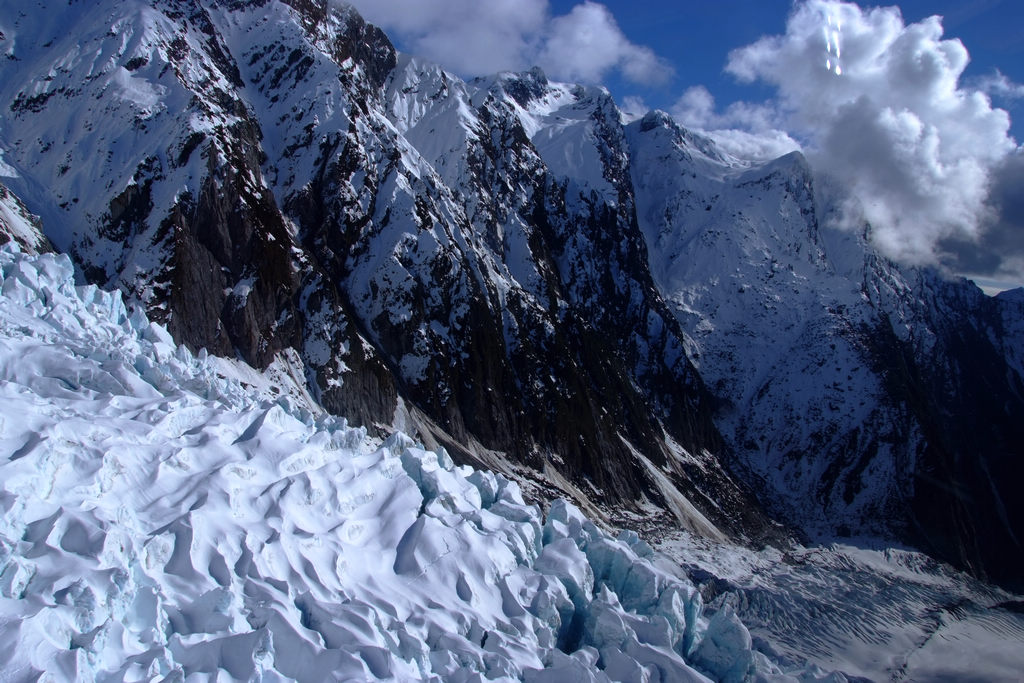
[866,275,1024,589]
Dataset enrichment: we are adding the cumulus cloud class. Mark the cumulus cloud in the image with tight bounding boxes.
[344,0,671,85]
[619,95,650,122]
[717,0,1021,272]
[670,86,801,161]
[671,85,716,128]
[974,70,1024,101]
[341,0,545,77]
[537,2,671,85]
[941,149,1024,290]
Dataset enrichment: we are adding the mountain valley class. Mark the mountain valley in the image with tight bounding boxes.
[2,1,1023,679]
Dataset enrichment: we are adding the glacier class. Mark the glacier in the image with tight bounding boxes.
[2,246,1022,681]
[0,244,818,682]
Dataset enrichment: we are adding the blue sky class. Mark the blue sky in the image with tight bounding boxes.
[348,0,1024,291]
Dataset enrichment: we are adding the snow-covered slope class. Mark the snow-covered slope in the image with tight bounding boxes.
[626,111,1024,586]
[0,181,49,254]
[0,244,818,681]
[626,113,905,535]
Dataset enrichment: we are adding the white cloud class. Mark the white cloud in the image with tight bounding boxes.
[341,0,545,77]
[974,70,1024,101]
[343,0,671,86]
[619,95,650,123]
[720,0,1019,268]
[704,127,803,162]
[669,86,801,161]
[538,2,671,85]
[671,86,716,129]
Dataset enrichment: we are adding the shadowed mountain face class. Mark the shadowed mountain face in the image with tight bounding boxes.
[1,0,1021,585]
[626,113,1024,587]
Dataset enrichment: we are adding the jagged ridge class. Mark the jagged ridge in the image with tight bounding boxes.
[1,0,1022,587]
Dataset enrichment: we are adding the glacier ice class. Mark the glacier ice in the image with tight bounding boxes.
[0,244,822,681]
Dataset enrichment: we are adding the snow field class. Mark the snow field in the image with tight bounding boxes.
[0,246,818,681]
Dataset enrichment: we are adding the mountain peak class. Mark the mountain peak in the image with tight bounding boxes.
[634,109,738,170]
[638,109,674,132]
[481,65,550,109]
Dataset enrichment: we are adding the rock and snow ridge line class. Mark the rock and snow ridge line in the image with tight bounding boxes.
[3,0,1023,606]
[0,246,843,682]
[1,0,739,536]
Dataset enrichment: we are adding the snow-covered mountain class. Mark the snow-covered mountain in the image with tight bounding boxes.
[626,111,1024,586]
[0,0,776,547]
[1,0,1021,622]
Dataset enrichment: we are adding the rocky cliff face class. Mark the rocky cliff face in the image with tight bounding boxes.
[0,0,773,543]
[871,269,1024,585]
[1,0,1021,584]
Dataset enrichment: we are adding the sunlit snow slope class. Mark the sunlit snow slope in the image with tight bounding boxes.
[0,245,829,682]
